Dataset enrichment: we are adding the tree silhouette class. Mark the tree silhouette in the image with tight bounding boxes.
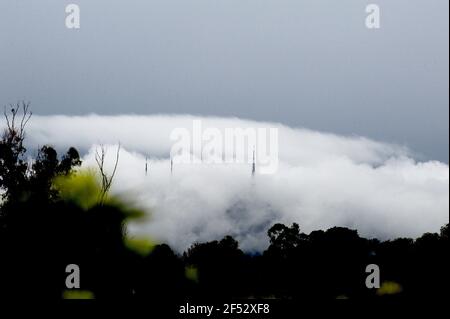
[0,102,31,203]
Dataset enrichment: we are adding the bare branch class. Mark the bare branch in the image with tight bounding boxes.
[95,143,121,204]
[2,102,32,149]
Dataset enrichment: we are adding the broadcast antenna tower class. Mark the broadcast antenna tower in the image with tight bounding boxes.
[252,147,256,177]
[145,157,148,176]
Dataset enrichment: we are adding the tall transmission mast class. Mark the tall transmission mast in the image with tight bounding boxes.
[145,157,148,176]
[252,147,256,177]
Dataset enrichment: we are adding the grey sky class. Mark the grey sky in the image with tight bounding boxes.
[0,0,448,162]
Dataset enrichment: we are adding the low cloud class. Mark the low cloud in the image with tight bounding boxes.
[3,114,448,252]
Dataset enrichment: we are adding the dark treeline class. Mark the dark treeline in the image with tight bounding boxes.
[0,104,448,300]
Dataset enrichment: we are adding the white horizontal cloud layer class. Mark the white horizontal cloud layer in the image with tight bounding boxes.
[3,114,448,252]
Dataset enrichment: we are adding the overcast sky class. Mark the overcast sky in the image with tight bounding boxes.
[0,0,448,162]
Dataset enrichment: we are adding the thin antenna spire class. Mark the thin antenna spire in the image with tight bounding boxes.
[170,157,173,175]
[252,147,256,177]
[145,157,148,176]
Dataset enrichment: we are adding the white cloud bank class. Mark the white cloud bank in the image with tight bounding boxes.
[6,114,449,252]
